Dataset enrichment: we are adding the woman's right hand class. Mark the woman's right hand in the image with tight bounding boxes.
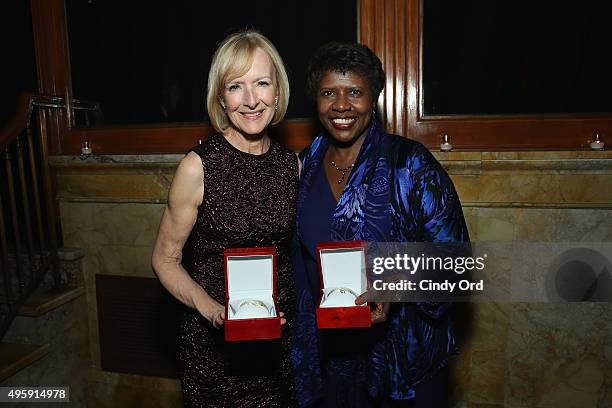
[191,288,225,328]
[207,305,225,329]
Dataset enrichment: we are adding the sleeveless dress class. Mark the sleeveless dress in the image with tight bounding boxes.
[178,133,298,407]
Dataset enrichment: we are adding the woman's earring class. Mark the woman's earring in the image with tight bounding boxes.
[220,101,226,111]
[274,96,279,111]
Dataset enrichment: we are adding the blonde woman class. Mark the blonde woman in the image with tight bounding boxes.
[152,30,297,407]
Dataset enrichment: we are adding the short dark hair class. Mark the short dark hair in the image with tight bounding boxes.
[306,42,385,100]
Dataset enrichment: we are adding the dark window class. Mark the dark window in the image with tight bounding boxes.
[0,1,37,127]
[423,0,612,116]
[67,1,357,126]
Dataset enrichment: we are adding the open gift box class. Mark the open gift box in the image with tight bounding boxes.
[316,241,371,329]
[224,247,281,341]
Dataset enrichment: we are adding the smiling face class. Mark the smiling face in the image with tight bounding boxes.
[317,70,374,147]
[222,47,277,138]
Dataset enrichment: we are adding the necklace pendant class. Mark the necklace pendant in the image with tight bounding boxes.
[331,160,353,185]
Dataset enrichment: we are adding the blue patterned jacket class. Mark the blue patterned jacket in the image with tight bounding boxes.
[292,122,469,406]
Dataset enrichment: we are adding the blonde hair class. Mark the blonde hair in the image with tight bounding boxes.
[206,30,290,133]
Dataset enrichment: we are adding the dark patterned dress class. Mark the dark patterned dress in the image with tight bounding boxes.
[178,133,298,407]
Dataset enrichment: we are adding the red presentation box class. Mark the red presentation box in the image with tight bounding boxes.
[316,241,371,329]
[224,247,281,342]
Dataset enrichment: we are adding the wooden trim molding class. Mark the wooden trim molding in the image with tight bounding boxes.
[359,0,409,137]
[361,0,612,150]
[64,120,319,155]
[30,0,73,155]
[66,125,213,156]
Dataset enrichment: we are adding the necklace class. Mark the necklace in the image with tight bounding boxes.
[330,160,354,184]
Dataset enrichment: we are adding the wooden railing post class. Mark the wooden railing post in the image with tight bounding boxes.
[359,0,410,137]
[30,0,73,154]
[3,148,26,294]
[15,136,36,280]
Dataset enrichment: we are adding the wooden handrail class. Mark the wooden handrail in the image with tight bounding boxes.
[0,92,100,153]
[0,92,63,152]
[0,92,36,152]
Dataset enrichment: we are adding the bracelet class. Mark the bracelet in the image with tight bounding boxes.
[327,287,358,298]
[321,287,359,308]
[238,299,271,312]
[233,298,273,319]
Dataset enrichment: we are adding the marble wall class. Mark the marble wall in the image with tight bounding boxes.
[50,150,612,407]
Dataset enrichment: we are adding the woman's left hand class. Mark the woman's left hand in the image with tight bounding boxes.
[278,311,287,326]
[370,302,390,324]
[355,291,390,324]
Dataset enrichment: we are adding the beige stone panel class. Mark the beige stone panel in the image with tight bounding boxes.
[481,159,612,175]
[553,209,612,241]
[60,202,167,370]
[443,161,482,176]
[470,303,510,353]
[452,175,481,203]
[533,357,604,408]
[82,246,103,368]
[474,209,515,241]
[598,323,612,407]
[469,351,506,404]
[57,173,170,200]
[449,336,472,404]
[505,303,612,407]
[482,152,519,161]
[462,208,478,240]
[64,226,111,249]
[96,244,156,278]
[481,151,612,161]
[60,202,95,232]
[605,326,612,364]
[509,174,562,203]
[90,203,164,246]
[512,208,559,241]
[61,202,165,247]
[477,175,511,203]
[600,374,612,408]
[559,175,612,204]
[61,202,110,248]
[434,151,483,161]
[513,151,612,160]
[558,175,596,204]
[53,208,104,371]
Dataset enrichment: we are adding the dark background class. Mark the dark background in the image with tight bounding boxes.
[4,1,612,127]
[66,0,357,125]
[0,1,37,128]
[423,0,612,115]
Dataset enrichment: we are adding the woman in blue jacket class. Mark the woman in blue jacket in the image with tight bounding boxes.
[292,42,469,407]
